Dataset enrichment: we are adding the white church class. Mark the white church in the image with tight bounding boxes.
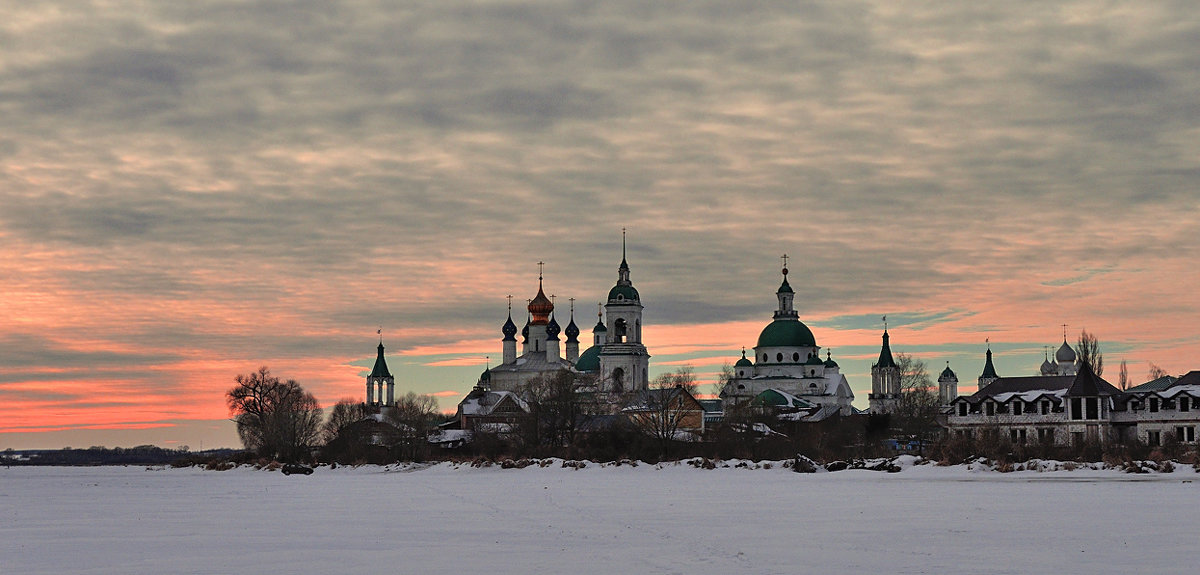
[475,241,651,397]
[718,264,856,420]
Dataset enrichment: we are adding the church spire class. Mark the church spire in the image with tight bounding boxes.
[980,340,999,380]
[875,323,897,369]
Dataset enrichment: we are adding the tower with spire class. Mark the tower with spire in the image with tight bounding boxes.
[366,334,395,406]
[870,318,901,414]
[978,341,999,389]
[598,230,650,393]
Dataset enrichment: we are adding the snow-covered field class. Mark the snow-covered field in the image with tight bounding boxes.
[2,460,1197,574]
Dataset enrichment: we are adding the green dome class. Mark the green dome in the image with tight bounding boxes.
[805,354,825,366]
[575,345,602,372]
[824,356,839,368]
[734,350,753,367]
[607,284,640,303]
[756,320,817,348]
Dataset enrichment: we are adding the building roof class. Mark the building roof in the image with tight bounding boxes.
[971,375,1075,400]
[1065,361,1121,396]
[750,388,816,409]
[776,276,794,294]
[735,349,753,367]
[607,283,640,303]
[756,319,817,348]
[874,330,897,369]
[1127,375,1178,393]
[369,343,392,378]
[575,345,602,372]
[980,348,998,380]
[824,352,839,369]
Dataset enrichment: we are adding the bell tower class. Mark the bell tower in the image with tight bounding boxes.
[599,230,650,393]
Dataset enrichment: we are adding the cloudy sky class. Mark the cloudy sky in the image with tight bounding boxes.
[2,1,1198,449]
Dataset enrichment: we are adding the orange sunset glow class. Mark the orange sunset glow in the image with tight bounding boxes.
[2,2,1198,450]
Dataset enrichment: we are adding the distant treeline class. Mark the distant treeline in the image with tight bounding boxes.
[2,446,242,466]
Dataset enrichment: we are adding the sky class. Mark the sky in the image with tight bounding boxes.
[2,1,1198,450]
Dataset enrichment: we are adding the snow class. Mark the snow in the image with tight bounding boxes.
[2,462,1197,574]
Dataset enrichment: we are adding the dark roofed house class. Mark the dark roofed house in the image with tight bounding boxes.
[948,354,1200,447]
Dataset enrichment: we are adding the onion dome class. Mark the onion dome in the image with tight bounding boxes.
[564,315,580,344]
[824,351,839,369]
[1040,352,1055,375]
[521,318,530,343]
[940,362,957,380]
[528,281,554,325]
[502,314,518,341]
[546,314,561,341]
[593,317,607,333]
[575,345,602,372]
[479,368,491,383]
[735,348,753,368]
[1055,340,1076,364]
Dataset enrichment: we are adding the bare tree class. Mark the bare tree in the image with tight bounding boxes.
[1118,360,1129,391]
[1076,330,1103,375]
[322,398,370,444]
[625,367,701,456]
[1148,363,1169,380]
[386,391,440,461]
[226,367,323,462]
[519,369,583,447]
[716,362,735,398]
[892,353,941,455]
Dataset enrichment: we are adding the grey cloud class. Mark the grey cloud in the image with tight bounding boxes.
[1,1,1199,421]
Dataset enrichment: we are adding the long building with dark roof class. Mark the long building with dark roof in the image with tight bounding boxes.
[947,349,1200,446]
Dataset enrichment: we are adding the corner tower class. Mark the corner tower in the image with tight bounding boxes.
[599,232,650,393]
[870,324,901,414]
[367,337,395,406]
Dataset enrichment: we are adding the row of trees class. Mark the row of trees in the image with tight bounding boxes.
[226,367,440,463]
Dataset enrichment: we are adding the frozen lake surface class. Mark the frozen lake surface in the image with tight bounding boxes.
[2,460,1197,574]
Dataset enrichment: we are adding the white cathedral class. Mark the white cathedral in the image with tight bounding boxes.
[718,265,856,419]
[479,244,650,395]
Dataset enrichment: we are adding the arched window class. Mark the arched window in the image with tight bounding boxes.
[612,368,625,393]
[614,318,627,343]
